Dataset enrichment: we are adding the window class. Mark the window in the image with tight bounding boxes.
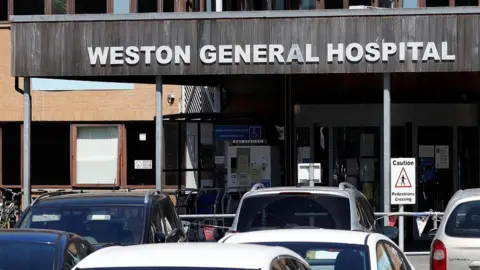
[19,206,145,245]
[159,198,181,241]
[31,78,134,91]
[236,194,351,232]
[456,0,478,5]
[0,0,8,20]
[137,0,158,12]
[356,200,369,229]
[52,0,67,14]
[325,0,343,8]
[113,0,130,13]
[376,242,393,270]
[75,0,107,14]
[75,125,120,185]
[445,200,480,238]
[164,122,185,188]
[260,242,369,270]
[426,0,448,6]
[148,201,162,243]
[382,242,410,270]
[13,0,45,15]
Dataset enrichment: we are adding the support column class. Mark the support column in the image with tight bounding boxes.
[156,76,163,191]
[383,73,391,226]
[22,78,31,210]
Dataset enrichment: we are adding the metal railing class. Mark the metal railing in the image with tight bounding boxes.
[179,211,444,254]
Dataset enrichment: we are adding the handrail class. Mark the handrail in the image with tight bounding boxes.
[338,182,357,191]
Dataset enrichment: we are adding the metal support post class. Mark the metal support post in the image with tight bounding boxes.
[383,73,391,226]
[308,165,314,187]
[399,205,404,251]
[22,78,31,209]
[155,76,163,191]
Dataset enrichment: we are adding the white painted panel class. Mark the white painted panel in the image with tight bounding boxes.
[76,126,119,185]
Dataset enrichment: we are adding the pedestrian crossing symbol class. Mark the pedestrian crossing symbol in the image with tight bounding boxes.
[394,168,412,188]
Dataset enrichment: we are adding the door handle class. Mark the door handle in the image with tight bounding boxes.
[469,261,480,270]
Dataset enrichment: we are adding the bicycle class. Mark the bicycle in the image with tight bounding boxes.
[0,188,23,228]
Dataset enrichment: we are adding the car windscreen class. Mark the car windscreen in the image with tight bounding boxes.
[19,206,145,245]
[75,267,260,270]
[0,241,56,270]
[445,200,480,238]
[252,242,370,270]
[235,194,351,232]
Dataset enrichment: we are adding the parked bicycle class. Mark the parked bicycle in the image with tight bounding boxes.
[0,188,23,228]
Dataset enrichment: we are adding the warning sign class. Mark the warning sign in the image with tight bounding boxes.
[391,158,416,205]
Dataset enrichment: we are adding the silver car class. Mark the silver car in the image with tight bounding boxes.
[222,182,397,239]
[429,188,480,270]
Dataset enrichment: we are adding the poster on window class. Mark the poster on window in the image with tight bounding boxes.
[435,145,449,169]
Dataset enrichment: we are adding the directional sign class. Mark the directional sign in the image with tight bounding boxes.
[390,158,416,205]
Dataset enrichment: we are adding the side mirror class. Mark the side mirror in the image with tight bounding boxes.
[154,232,166,243]
[428,228,438,239]
[382,226,399,239]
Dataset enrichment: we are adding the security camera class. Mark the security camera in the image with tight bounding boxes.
[167,93,175,104]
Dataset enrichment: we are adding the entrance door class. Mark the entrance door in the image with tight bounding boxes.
[415,126,453,247]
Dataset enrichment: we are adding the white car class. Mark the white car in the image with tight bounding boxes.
[72,242,311,270]
[219,228,415,270]
[428,188,480,270]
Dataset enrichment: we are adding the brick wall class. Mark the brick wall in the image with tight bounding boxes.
[0,26,181,122]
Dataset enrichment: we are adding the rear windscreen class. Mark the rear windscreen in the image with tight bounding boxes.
[445,200,480,238]
[236,194,351,232]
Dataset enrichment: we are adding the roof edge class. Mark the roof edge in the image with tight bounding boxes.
[9,7,480,23]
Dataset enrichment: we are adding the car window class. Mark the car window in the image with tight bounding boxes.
[445,200,480,237]
[376,242,394,270]
[285,257,310,270]
[19,205,145,246]
[254,241,369,270]
[358,196,379,231]
[63,241,83,270]
[382,242,410,270]
[236,194,351,232]
[0,241,55,270]
[148,200,164,243]
[356,200,369,228]
[160,199,179,234]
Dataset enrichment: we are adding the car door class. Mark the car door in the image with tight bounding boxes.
[159,197,185,242]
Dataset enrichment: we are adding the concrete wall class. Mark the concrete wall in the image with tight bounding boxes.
[0,26,181,122]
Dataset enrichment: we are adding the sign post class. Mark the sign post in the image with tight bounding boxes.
[390,158,416,252]
[297,163,322,187]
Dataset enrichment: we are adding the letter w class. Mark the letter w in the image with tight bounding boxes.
[88,47,109,65]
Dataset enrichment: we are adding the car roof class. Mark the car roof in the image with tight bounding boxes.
[34,191,167,207]
[221,229,370,245]
[74,243,307,269]
[451,188,480,200]
[243,186,351,198]
[0,229,68,244]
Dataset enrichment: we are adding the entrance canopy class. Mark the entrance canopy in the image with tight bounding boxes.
[10,7,480,85]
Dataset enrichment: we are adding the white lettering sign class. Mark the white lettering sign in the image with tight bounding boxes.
[87,42,456,66]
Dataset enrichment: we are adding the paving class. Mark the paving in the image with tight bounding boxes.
[407,254,429,269]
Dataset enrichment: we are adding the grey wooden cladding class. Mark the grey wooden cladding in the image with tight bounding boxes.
[10,13,477,77]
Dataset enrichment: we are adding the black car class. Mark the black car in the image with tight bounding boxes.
[0,229,94,270]
[15,190,186,247]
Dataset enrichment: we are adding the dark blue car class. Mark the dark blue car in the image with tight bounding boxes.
[15,190,186,247]
[0,229,95,270]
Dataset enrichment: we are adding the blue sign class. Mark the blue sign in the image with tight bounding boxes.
[214,125,262,141]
